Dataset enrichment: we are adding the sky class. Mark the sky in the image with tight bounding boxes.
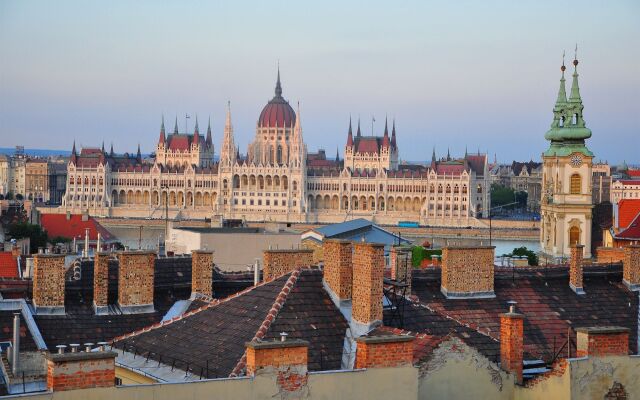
[0,0,639,164]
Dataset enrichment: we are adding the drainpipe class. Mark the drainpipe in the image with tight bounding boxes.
[96,232,101,253]
[254,258,260,286]
[12,313,20,375]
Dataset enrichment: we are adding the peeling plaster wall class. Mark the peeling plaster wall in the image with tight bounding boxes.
[569,356,640,400]
[516,362,570,400]
[17,365,418,400]
[418,337,514,400]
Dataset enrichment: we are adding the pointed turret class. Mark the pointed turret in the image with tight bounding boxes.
[346,117,354,147]
[110,143,114,157]
[221,101,236,166]
[568,51,582,103]
[206,117,213,148]
[336,147,340,162]
[159,116,166,145]
[173,116,179,135]
[356,118,361,137]
[193,116,200,145]
[432,147,436,163]
[101,141,105,154]
[464,146,468,158]
[447,148,451,161]
[137,143,142,161]
[382,117,390,148]
[70,141,77,163]
[391,119,397,148]
[275,66,283,98]
[555,54,568,106]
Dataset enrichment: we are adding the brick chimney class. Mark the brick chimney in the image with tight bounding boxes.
[262,249,313,281]
[622,245,640,291]
[576,327,629,358]
[93,252,110,315]
[117,251,155,314]
[245,338,309,393]
[355,335,414,369]
[191,250,214,298]
[500,303,524,385]
[569,245,585,295]
[441,246,495,299]
[46,349,117,391]
[352,242,385,332]
[32,254,65,315]
[322,239,353,304]
[390,245,412,294]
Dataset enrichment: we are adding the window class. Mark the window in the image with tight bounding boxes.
[569,226,580,246]
[570,174,581,194]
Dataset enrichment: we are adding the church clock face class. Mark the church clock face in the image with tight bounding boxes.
[570,154,582,167]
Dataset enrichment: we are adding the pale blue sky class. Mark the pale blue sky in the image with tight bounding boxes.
[1,0,638,164]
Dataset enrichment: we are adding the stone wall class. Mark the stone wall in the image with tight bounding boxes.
[262,249,313,281]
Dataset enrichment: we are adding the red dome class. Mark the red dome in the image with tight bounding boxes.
[258,71,296,128]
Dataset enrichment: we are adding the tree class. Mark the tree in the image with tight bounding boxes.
[511,246,538,266]
[7,222,48,252]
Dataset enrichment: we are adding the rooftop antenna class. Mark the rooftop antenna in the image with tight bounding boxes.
[371,115,375,136]
[185,113,190,135]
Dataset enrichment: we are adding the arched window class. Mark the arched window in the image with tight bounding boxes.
[569,226,580,246]
[570,174,581,194]
[277,145,282,165]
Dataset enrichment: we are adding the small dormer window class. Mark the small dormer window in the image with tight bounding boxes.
[572,114,577,124]
[559,116,565,127]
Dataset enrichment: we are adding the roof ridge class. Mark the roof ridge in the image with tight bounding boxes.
[111,271,295,344]
[229,267,303,377]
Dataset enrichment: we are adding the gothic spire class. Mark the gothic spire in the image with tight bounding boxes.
[222,101,236,165]
[391,119,397,148]
[447,148,451,161]
[110,143,114,156]
[568,45,582,103]
[432,147,436,163]
[136,143,141,161]
[346,116,354,147]
[336,147,340,162]
[356,118,361,137]
[173,116,179,135]
[101,141,105,153]
[206,116,212,148]
[275,65,282,98]
[159,115,166,144]
[382,117,390,148]
[70,141,77,163]
[193,115,200,145]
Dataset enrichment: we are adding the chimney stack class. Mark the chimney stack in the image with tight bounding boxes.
[117,251,155,314]
[390,245,412,294]
[45,349,117,391]
[622,245,640,291]
[262,249,313,281]
[355,335,414,369]
[569,245,585,295]
[500,303,524,385]
[93,252,110,315]
[245,339,309,380]
[32,254,66,315]
[576,327,629,358]
[322,239,353,304]
[441,246,495,299]
[191,250,214,298]
[352,242,385,332]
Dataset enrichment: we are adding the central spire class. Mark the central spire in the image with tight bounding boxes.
[275,65,282,98]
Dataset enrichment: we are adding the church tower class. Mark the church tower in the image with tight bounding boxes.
[540,51,594,259]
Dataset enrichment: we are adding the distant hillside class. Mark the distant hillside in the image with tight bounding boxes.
[0,147,70,157]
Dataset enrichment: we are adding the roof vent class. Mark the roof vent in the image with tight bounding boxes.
[280,332,288,342]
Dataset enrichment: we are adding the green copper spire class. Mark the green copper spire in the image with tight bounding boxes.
[568,45,582,103]
[555,51,568,106]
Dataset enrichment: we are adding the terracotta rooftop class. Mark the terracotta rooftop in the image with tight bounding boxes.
[0,253,19,278]
[618,199,640,229]
[40,214,113,241]
[616,212,640,240]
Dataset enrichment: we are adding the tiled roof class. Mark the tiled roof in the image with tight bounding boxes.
[467,154,487,176]
[616,212,640,240]
[386,265,638,363]
[355,137,383,154]
[617,180,640,186]
[41,214,113,241]
[0,252,19,278]
[435,163,466,175]
[618,199,640,229]
[167,134,204,151]
[628,169,640,178]
[112,268,347,378]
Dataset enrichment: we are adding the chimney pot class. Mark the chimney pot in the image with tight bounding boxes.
[97,342,108,351]
[56,345,67,354]
[70,344,80,353]
[280,332,288,342]
[84,343,94,352]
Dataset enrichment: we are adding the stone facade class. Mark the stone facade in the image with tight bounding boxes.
[93,252,110,309]
[569,245,584,294]
[355,335,414,369]
[191,250,214,297]
[32,254,66,311]
[262,249,313,281]
[46,351,117,392]
[323,239,353,301]
[352,242,384,326]
[500,309,524,385]
[576,327,629,358]
[117,251,155,312]
[441,246,495,298]
[59,73,490,227]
